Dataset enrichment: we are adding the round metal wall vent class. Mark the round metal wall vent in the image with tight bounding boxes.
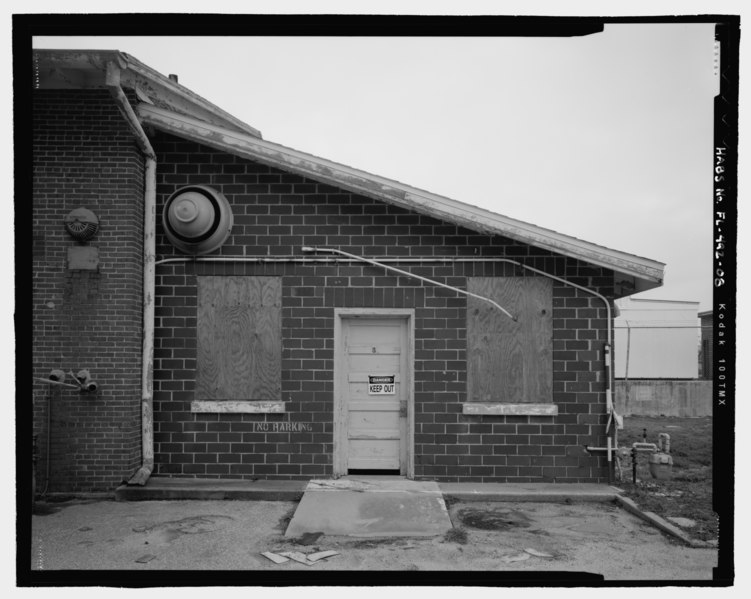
[64,208,100,241]
[162,185,233,255]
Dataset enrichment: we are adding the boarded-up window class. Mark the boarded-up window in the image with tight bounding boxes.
[467,277,553,403]
[197,276,282,400]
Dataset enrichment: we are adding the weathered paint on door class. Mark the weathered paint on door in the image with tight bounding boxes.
[341,318,408,473]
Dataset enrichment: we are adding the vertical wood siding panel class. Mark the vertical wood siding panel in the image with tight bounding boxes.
[197,276,281,400]
[467,277,552,403]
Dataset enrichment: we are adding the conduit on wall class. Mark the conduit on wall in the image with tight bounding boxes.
[300,246,517,321]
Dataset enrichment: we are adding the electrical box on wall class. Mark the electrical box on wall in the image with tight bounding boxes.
[67,246,99,270]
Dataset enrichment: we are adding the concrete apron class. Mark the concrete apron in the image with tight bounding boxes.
[284,476,453,538]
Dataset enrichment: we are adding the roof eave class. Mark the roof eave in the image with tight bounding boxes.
[138,103,665,291]
[118,52,262,139]
[33,49,262,139]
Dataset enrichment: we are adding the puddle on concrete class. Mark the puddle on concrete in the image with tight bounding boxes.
[455,507,532,530]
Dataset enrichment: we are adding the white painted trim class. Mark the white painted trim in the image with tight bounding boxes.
[191,400,286,413]
[462,403,558,416]
[333,309,415,479]
[137,104,664,289]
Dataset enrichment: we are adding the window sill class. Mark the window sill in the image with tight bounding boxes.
[462,403,558,416]
[191,400,285,414]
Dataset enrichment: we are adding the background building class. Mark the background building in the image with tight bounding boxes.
[699,310,713,379]
[614,297,700,379]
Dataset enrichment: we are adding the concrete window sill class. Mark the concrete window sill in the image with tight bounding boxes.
[462,403,558,416]
[191,400,286,414]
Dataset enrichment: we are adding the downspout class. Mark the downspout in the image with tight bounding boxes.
[106,61,157,486]
[624,319,632,413]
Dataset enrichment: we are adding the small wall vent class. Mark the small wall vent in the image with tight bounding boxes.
[64,208,99,241]
[162,185,233,255]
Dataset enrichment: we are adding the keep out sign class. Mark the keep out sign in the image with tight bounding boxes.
[368,375,395,395]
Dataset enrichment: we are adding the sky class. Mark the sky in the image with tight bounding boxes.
[32,20,720,310]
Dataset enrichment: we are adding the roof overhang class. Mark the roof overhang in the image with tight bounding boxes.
[33,49,262,138]
[137,103,664,294]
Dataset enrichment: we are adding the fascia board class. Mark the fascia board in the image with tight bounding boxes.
[138,104,665,287]
[119,53,263,139]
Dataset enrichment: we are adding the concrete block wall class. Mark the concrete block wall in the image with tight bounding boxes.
[152,132,614,483]
[615,380,712,417]
[32,90,144,492]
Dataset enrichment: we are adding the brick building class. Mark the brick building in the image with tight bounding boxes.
[31,50,664,493]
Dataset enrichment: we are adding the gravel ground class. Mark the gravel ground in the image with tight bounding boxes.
[27,498,719,583]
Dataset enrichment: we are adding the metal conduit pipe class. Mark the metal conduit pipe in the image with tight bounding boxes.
[156,254,520,321]
[156,253,612,358]
[106,61,157,486]
[300,247,517,321]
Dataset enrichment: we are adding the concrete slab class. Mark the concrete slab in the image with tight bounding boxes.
[114,477,620,504]
[284,477,452,538]
[440,482,622,502]
[115,477,306,502]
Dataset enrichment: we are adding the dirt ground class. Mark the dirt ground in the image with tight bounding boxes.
[28,498,719,583]
[615,416,717,541]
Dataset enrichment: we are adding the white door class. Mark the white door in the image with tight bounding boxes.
[339,317,408,474]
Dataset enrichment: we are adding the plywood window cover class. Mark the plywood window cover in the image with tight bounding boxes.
[196,276,282,401]
[462,402,558,416]
[467,277,553,404]
[191,400,285,413]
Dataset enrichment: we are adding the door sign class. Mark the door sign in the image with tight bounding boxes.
[368,375,395,395]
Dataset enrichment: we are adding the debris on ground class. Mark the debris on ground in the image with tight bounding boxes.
[666,517,697,529]
[524,548,555,558]
[306,550,339,563]
[500,552,530,564]
[261,550,340,566]
[261,551,289,564]
[280,551,310,565]
[134,554,156,563]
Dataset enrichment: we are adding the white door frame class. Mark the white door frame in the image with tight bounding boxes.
[333,308,415,479]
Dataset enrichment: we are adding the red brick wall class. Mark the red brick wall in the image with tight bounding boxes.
[152,132,614,483]
[32,90,144,492]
